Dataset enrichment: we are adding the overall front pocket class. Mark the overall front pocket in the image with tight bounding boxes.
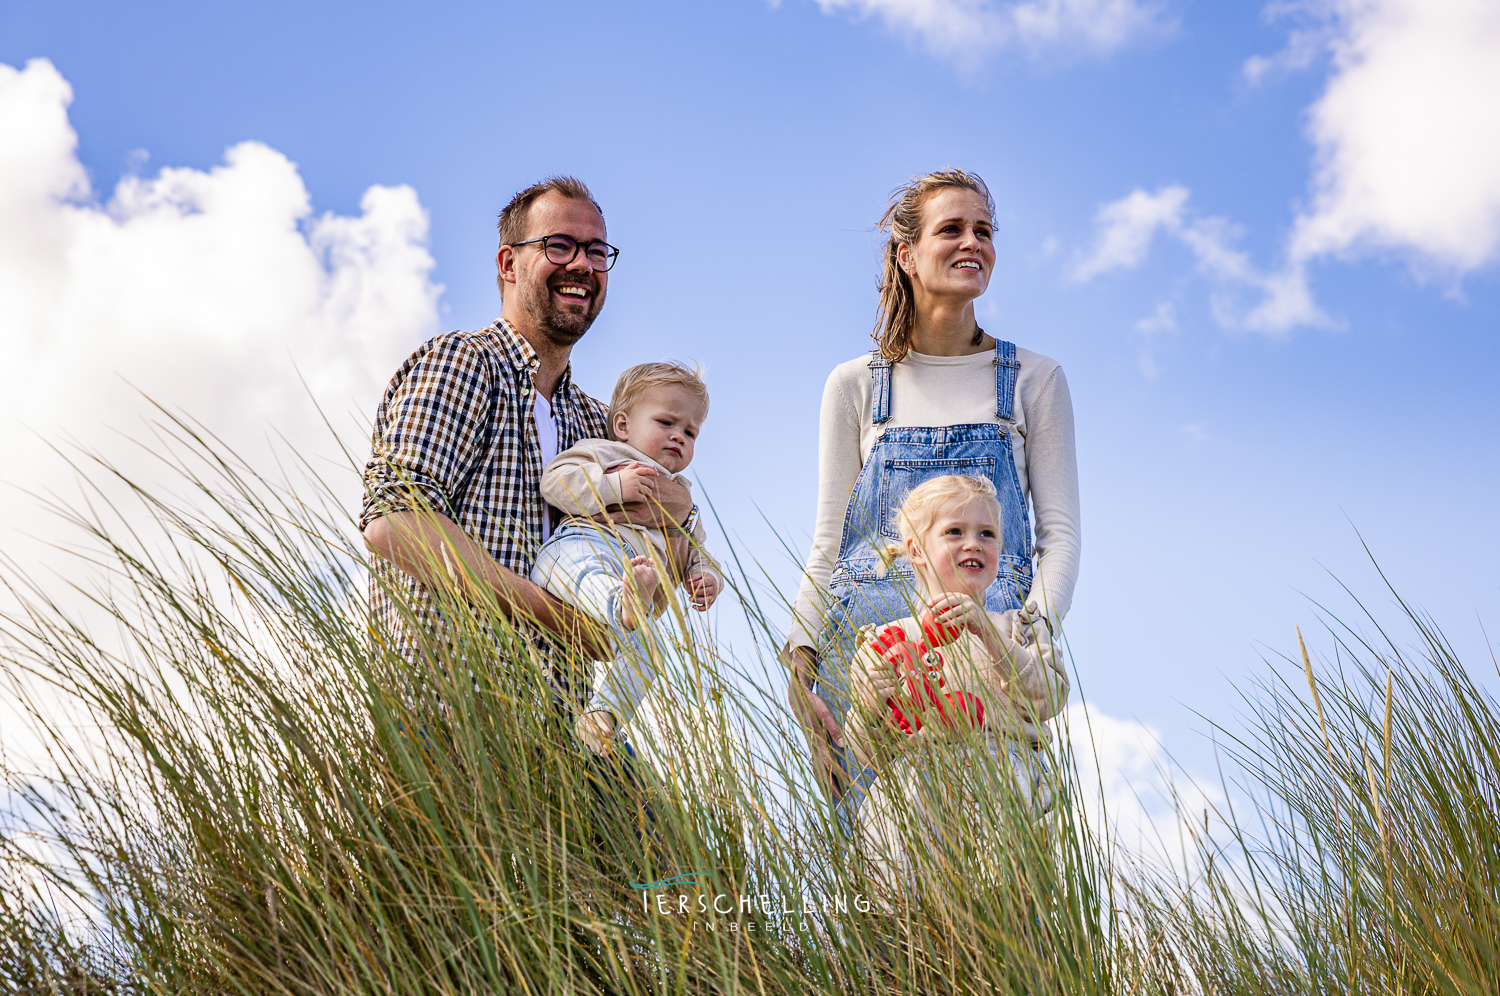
[879,456,999,540]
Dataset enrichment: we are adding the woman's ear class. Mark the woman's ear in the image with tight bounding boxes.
[897,243,913,276]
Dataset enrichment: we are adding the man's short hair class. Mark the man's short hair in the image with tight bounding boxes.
[607,361,710,439]
[497,174,603,249]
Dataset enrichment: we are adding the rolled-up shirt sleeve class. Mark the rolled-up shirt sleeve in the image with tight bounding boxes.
[360,337,497,530]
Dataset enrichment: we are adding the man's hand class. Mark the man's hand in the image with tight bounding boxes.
[687,572,720,611]
[607,473,694,533]
[607,462,660,504]
[364,509,614,660]
[782,644,850,801]
[576,709,618,755]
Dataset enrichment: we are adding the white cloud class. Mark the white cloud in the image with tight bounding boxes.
[1280,0,1500,273]
[0,57,441,524]
[1063,702,1224,867]
[1134,301,1176,335]
[0,56,443,779]
[1133,301,1176,378]
[1073,185,1334,334]
[1071,185,1188,281]
[1243,2,1332,86]
[1077,1,1500,337]
[809,0,1168,63]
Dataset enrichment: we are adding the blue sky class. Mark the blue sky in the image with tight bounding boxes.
[3,0,1498,830]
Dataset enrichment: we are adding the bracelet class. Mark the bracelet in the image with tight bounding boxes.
[678,503,700,535]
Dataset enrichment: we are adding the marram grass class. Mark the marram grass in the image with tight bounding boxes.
[1,416,1497,994]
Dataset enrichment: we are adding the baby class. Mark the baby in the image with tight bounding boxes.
[531,361,722,753]
[841,474,1068,887]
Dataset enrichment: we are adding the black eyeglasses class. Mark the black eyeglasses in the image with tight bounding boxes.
[509,234,620,272]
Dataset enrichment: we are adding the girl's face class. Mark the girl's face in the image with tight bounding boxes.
[907,498,1001,599]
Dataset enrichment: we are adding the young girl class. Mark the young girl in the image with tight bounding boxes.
[841,474,1068,888]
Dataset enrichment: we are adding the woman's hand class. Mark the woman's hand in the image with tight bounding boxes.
[782,644,850,801]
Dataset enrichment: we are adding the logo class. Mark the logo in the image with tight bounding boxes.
[629,871,873,931]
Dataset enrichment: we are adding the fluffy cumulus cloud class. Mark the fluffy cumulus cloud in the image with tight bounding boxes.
[1075,1,1500,338]
[0,57,443,782]
[0,58,441,544]
[809,0,1168,63]
[1072,185,1332,333]
[1281,0,1500,273]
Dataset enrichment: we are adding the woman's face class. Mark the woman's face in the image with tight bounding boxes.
[907,498,1002,599]
[898,188,995,307]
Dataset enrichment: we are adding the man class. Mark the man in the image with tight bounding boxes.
[360,175,693,714]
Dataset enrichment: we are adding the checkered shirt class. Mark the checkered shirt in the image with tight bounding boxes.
[360,318,609,696]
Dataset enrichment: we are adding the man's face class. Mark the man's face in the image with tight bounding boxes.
[499,192,609,346]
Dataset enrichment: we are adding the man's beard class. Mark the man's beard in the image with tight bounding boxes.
[524,274,602,347]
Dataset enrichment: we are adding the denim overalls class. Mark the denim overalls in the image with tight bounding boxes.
[816,339,1035,832]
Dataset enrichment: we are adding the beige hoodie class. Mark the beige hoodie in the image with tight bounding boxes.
[842,608,1068,770]
[539,438,721,615]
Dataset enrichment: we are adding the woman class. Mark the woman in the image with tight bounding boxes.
[785,169,1081,831]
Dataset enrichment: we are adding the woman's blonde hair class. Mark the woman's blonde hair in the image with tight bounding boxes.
[607,361,710,439]
[874,169,996,363]
[879,474,1002,569]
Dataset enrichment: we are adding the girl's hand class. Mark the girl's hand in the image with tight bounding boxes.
[851,643,905,713]
[927,592,1017,663]
[925,591,990,637]
[609,462,660,504]
[687,572,720,610]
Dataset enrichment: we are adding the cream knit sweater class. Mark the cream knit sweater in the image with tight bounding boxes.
[788,347,1081,650]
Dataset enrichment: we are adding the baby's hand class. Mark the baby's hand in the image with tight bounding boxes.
[609,462,660,504]
[687,572,720,610]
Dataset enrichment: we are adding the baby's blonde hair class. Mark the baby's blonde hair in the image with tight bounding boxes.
[607,361,710,440]
[879,474,1002,570]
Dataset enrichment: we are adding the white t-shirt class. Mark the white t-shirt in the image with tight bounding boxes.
[533,389,559,542]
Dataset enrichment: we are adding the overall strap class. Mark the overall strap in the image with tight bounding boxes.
[870,352,894,425]
[994,339,1020,422]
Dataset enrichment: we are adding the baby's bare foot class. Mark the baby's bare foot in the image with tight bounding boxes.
[618,555,659,630]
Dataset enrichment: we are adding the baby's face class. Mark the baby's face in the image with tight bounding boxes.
[613,384,707,473]
[910,499,1001,598]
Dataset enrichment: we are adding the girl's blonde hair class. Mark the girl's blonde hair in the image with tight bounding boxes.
[874,169,996,363]
[607,361,710,439]
[879,475,1002,570]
